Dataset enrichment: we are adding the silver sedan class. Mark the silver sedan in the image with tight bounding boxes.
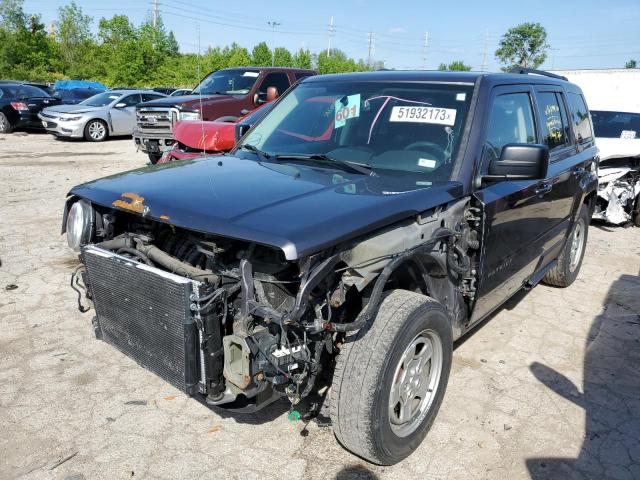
[38,90,167,142]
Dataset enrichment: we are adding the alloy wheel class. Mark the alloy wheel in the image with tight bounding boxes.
[388,329,443,437]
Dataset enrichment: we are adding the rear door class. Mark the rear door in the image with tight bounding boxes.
[471,85,556,322]
[109,93,141,135]
[530,87,579,244]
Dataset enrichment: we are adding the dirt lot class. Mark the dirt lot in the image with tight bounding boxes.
[1,132,639,480]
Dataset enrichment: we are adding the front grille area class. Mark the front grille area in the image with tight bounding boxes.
[83,246,200,394]
[136,107,175,134]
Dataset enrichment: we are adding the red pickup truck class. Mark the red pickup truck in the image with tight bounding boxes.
[133,67,315,163]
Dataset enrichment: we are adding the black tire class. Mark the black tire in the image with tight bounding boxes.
[543,204,589,287]
[148,152,162,164]
[330,290,453,465]
[0,112,12,133]
[633,195,640,227]
[84,119,108,142]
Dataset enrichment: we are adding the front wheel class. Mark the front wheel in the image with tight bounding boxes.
[330,290,453,465]
[84,119,108,142]
[543,203,589,287]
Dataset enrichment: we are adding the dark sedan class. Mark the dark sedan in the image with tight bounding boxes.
[52,88,103,105]
[0,83,61,133]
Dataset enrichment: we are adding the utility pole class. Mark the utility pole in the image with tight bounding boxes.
[152,0,158,29]
[327,16,334,57]
[480,30,489,71]
[267,20,281,66]
[422,32,429,69]
[367,31,375,67]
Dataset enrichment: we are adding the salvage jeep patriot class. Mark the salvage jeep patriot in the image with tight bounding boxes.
[64,69,597,465]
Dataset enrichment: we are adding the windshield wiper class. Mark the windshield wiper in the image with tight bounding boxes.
[240,144,271,161]
[274,154,373,175]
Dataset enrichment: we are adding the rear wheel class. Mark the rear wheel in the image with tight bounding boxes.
[331,290,453,465]
[543,204,589,287]
[0,112,12,133]
[148,152,162,164]
[84,119,108,142]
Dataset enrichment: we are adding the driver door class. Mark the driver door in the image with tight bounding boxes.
[109,94,141,135]
[470,85,555,322]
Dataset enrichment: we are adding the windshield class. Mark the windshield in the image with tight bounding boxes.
[591,110,640,139]
[80,92,121,107]
[193,69,260,95]
[239,80,474,179]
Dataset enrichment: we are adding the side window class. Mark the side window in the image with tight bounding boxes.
[142,93,164,102]
[119,94,141,107]
[536,92,569,151]
[483,92,537,164]
[566,93,593,144]
[258,73,290,100]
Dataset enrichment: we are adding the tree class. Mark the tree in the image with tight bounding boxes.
[495,22,549,71]
[251,42,271,66]
[293,48,312,69]
[56,1,93,75]
[438,60,471,71]
[273,47,292,67]
[625,59,637,69]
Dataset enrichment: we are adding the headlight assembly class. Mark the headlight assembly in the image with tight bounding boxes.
[62,116,83,122]
[178,111,201,121]
[66,199,94,251]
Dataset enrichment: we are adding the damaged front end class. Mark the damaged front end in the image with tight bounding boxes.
[594,156,640,225]
[65,194,478,412]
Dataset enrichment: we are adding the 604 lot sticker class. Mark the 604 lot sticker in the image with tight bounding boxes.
[389,106,456,126]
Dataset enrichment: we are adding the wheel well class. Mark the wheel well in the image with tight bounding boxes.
[385,255,447,300]
[583,190,597,217]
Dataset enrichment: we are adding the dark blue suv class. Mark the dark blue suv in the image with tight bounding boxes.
[63,68,597,465]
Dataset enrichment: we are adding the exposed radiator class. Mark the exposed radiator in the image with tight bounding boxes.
[83,246,202,394]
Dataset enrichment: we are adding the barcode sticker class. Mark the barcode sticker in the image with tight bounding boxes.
[389,106,456,126]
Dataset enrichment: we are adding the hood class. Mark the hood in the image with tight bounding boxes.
[137,94,235,110]
[69,155,463,260]
[43,104,103,115]
[173,120,236,151]
[597,137,640,162]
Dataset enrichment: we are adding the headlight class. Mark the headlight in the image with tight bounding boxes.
[178,111,201,121]
[61,116,83,122]
[66,199,93,251]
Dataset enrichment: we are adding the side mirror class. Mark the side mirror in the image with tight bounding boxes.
[235,122,252,143]
[253,93,261,106]
[114,102,127,108]
[266,86,279,102]
[484,144,549,181]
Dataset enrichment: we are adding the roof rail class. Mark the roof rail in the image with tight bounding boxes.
[509,67,568,81]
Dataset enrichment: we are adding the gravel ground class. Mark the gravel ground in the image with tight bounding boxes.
[1,132,639,480]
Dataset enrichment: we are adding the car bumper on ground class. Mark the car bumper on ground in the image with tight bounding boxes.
[37,113,86,138]
[133,128,176,154]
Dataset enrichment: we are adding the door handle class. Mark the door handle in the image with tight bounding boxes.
[535,183,553,197]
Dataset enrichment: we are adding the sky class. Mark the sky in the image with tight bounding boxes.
[22,0,640,72]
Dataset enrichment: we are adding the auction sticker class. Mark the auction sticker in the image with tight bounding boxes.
[621,130,637,139]
[334,94,361,128]
[389,106,456,126]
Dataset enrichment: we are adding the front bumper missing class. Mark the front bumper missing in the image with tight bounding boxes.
[82,246,205,395]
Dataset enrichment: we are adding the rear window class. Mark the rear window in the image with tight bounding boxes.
[18,85,50,98]
[535,92,570,151]
[566,93,593,144]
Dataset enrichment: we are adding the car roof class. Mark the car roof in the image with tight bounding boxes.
[218,66,315,73]
[302,70,579,89]
[105,89,165,95]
